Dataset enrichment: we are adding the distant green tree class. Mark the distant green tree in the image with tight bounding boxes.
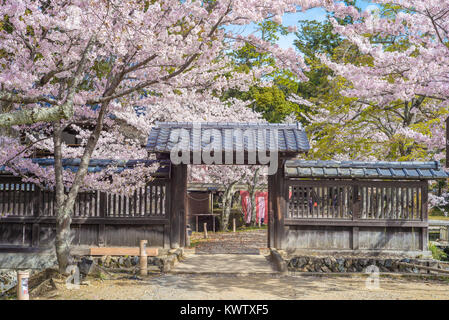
[293,5,445,163]
[225,21,306,123]
[294,19,342,100]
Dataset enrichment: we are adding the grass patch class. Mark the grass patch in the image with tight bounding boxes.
[429,215,449,221]
[235,225,267,232]
[188,238,204,248]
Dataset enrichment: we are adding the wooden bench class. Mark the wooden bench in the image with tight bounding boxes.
[89,247,158,256]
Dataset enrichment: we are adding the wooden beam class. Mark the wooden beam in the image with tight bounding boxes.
[169,164,187,248]
[421,182,429,251]
[446,116,449,169]
[31,223,39,247]
[353,184,360,221]
[284,218,428,228]
[163,179,171,249]
[89,247,158,256]
[98,192,107,247]
[352,226,359,250]
[0,246,48,253]
[267,173,275,248]
[1,217,169,225]
[33,187,42,217]
[279,160,286,249]
[31,187,42,248]
[273,157,286,249]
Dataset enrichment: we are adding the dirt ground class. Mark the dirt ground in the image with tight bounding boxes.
[11,229,449,300]
[191,228,268,254]
[31,273,449,300]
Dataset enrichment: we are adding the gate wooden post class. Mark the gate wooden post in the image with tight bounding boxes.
[272,157,286,249]
[163,180,171,249]
[421,181,429,251]
[32,185,42,248]
[169,164,187,248]
[352,183,360,250]
[98,191,107,247]
[268,170,275,248]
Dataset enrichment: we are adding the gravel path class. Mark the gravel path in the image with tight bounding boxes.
[192,229,268,254]
[170,254,276,274]
[33,273,449,300]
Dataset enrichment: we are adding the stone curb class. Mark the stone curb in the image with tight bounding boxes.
[162,248,185,272]
[286,271,449,281]
[270,248,287,273]
[72,248,185,274]
[286,255,447,273]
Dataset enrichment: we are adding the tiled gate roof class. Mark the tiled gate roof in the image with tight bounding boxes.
[0,159,170,177]
[146,122,310,155]
[284,160,449,180]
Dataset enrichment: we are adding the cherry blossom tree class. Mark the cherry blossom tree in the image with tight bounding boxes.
[324,1,449,105]
[1,0,326,271]
[240,167,267,228]
[189,165,266,231]
[320,1,449,160]
[315,1,449,213]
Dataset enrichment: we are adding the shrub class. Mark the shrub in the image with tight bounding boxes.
[429,242,448,261]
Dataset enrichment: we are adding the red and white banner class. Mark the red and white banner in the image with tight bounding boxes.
[240,191,268,224]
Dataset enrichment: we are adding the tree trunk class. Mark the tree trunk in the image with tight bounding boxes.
[220,182,237,231]
[55,206,73,273]
[248,168,260,226]
[53,102,109,273]
[53,122,72,273]
[249,187,257,226]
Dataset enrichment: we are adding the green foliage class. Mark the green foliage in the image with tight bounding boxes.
[0,14,14,34]
[249,85,299,123]
[294,20,342,59]
[226,20,306,123]
[93,60,113,81]
[291,13,445,162]
[295,20,343,101]
[292,19,376,159]
[229,42,272,72]
[98,272,108,280]
[429,243,448,261]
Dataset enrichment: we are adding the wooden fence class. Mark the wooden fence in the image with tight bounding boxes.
[283,179,428,251]
[287,180,427,221]
[0,176,170,251]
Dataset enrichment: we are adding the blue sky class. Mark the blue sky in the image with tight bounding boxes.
[227,1,379,49]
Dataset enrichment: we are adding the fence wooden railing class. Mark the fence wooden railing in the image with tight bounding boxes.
[0,176,170,251]
[105,182,166,217]
[0,178,167,218]
[286,180,427,222]
[283,179,429,251]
